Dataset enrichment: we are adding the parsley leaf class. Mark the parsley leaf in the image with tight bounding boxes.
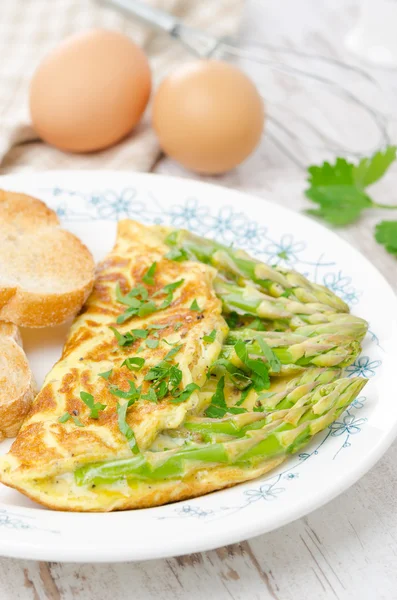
[225,312,239,328]
[154,279,184,309]
[110,380,141,402]
[164,345,183,360]
[234,340,270,392]
[142,262,157,285]
[205,377,227,417]
[131,329,148,339]
[255,337,281,373]
[98,369,113,380]
[249,318,266,331]
[58,412,71,423]
[165,247,188,261]
[146,338,159,349]
[115,283,147,306]
[58,412,85,426]
[203,329,216,344]
[212,358,252,389]
[171,383,200,404]
[305,147,397,227]
[141,387,158,403]
[375,220,397,256]
[138,300,157,318]
[353,146,397,188]
[121,357,145,371]
[306,185,372,226]
[80,391,106,419]
[190,299,201,312]
[116,401,139,454]
[110,326,135,346]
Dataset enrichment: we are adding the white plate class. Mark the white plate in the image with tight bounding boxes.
[0,171,396,563]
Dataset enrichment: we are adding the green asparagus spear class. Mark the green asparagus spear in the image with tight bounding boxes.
[221,328,361,374]
[162,228,349,312]
[214,279,357,329]
[75,377,366,486]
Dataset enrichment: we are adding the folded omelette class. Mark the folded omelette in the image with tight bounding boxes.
[0,220,366,511]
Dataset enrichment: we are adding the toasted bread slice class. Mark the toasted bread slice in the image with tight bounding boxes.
[0,190,95,327]
[0,335,36,441]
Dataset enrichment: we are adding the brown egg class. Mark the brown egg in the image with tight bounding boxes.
[30,29,151,153]
[152,60,265,174]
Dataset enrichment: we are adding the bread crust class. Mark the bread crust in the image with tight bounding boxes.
[0,336,36,442]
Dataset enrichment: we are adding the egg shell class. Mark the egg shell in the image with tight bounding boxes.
[152,60,265,174]
[30,29,151,153]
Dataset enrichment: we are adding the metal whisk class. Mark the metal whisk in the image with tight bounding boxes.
[100,0,389,167]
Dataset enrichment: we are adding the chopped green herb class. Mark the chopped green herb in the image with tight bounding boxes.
[116,282,148,304]
[169,365,183,391]
[141,387,158,403]
[161,280,185,294]
[138,300,157,318]
[144,355,183,398]
[211,358,252,389]
[147,324,168,330]
[116,308,138,325]
[116,401,139,454]
[165,247,188,262]
[225,312,239,328]
[130,329,148,339]
[164,345,183,361]
[280,289,294,299]
[58,412,71,423]
[234,340,270,392]
[58,411,85,426]
[248,318,266,331]
[203,329,216,344]
[98,369,113,380]
[110,326,135,347]
[110,381,141,402]
[142,262,157,285]
[190,299,201,312]
[205,377,227,418]
[174,322,183,331]
[80,391,106,419]
[236,385,253,406]
[162,338,179,346]
[146,339,159,349]
[154,279,185,309]
[255,337,281,373]
[121,357,145,371]
[171,383,200,404]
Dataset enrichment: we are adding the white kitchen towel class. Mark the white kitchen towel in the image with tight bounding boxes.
[0,0,243,173]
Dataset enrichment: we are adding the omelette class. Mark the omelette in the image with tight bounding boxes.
[0,220,367,511]
[0,220,228,510]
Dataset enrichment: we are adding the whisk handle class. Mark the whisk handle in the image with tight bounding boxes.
[99,0,180,34]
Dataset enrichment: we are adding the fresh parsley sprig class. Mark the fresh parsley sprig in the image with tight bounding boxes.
[375,221,397,256]
[305,146,397,256]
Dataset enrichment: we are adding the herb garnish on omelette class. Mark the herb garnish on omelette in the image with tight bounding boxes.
[0,221,368,511]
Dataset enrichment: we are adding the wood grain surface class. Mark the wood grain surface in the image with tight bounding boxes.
[1,0,396,598]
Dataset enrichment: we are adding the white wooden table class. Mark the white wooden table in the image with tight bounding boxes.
[1,0,396,598]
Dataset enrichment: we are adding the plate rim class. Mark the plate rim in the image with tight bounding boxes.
[0,169,396,563]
